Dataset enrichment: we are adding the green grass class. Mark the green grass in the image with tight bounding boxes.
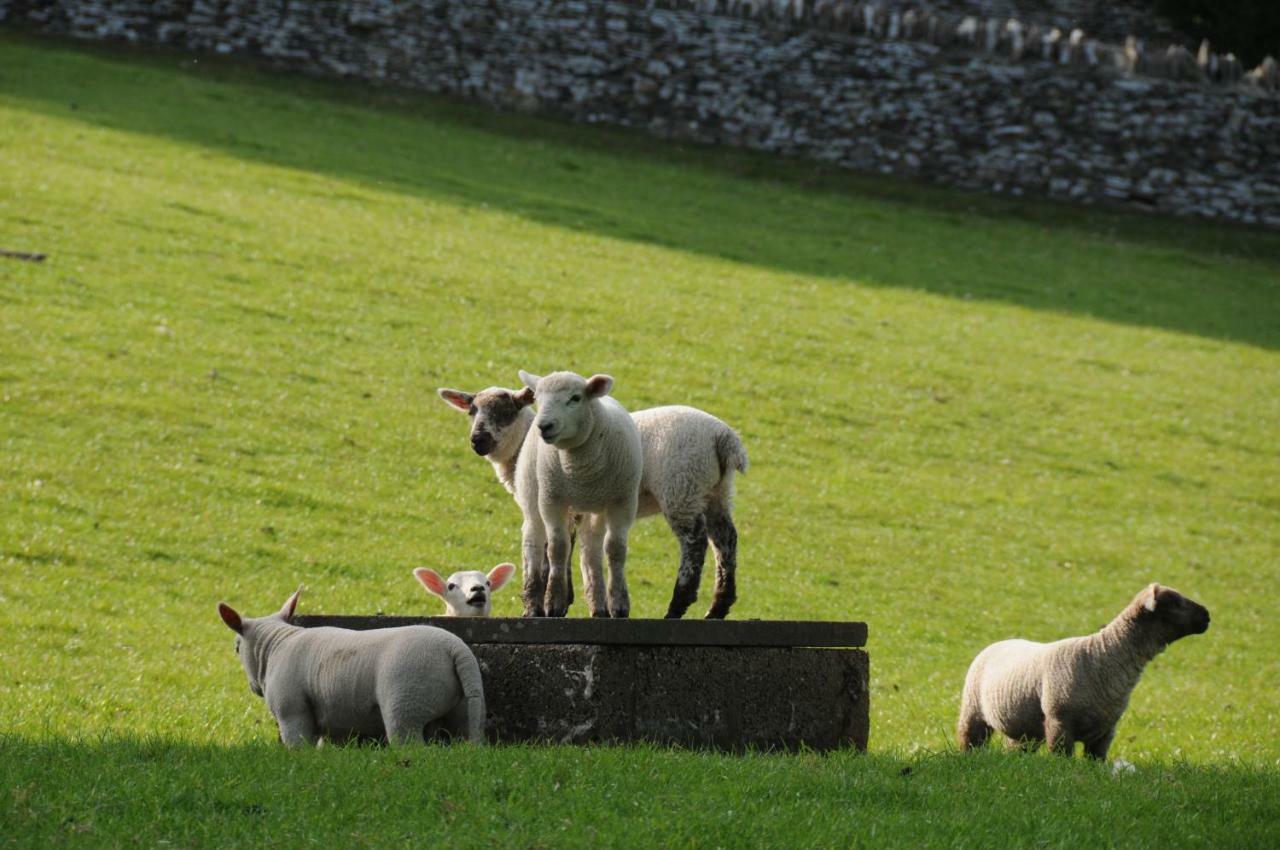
[2,32,1279,847]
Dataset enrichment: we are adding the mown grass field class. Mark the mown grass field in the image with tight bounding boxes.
[2,32,1279,847]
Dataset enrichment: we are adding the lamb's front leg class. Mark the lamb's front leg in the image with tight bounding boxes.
[1045,716,1076,756]
[603,499,637,619]
[542,504,574,617]
[577,515,609,618]
[521,516,548,617]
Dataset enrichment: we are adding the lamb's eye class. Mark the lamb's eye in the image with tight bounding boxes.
[447,583,456,591]
[569,394,581,404]
[467,406,477,416]
[486,581,492,587]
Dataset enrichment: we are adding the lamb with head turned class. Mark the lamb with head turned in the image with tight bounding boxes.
[218,586,485,746]
[957,582,1209,759]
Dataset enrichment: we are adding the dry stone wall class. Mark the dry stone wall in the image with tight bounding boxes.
[3,0,1278,226]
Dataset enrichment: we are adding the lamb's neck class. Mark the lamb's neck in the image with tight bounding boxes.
[1088,606,1165,687]
[488,409,534,495]
[250,619,303,680]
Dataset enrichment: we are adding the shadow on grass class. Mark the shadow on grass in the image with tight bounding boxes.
[2,32,1279,350]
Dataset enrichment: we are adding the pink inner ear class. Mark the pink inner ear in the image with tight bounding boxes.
[414,568,447,596]
[218,603,243,633]
[488,563,516,591]
[439,390,473,411]
[585,374,613,398]
[280,589,302,621]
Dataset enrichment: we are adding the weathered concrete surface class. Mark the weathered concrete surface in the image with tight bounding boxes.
[296,616,870,751]
[474,644,869,751]
[295,615,867,648]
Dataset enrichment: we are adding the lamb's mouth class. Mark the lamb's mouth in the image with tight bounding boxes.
[466,594,487,607]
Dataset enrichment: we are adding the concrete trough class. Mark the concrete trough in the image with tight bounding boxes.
[296,617,870,752]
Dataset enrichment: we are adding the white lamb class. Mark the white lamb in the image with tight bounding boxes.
[413,563,515,617]
[438,383,746,618]
[218,586,486,746]
[957,582,1210,758]
[513,370,643,618]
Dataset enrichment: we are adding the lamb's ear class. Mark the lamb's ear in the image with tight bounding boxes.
[513,386,535,408]
[1142,583,1161,612]
[218,602,244,634]
[584,374,614,399]
[414,568,447,597]
[488,562,516,591]
[438,388,475,413]
[518,370,542,391]
[278,585,303,621]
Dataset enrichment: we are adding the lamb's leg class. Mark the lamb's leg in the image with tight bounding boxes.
[703,502,738,619]
[603,501,636,619]
[663,512,708,619]
[1082,728,1115,760]
[1045,717,1076,756]
[578,515,609,618]
[956,707,992,750]
[542,507,574,618]
[276,712,319,748]
[521,516,548,617]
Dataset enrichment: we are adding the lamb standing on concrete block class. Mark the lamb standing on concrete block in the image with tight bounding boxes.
[217,586,486,746]
[515,370,643,618]
[413,563,515,617]
[438,384,746,618]
[957,583,1209,758]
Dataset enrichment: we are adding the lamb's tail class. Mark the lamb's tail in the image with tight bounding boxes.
[452,643,487,744]
[715,427,749,477]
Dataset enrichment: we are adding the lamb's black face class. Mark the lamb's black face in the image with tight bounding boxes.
[1154,586,1210,638]
[470,390,528,456]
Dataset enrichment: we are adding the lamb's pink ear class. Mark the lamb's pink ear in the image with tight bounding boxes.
[278,585,303,621]
[438,388,475,413]
[414,568,447,597]
[513,387,535,408]
[218,602,244,634]
[518,370,542,391]
[584,374,614,399]
[488,563,516,591]
[1142,583,1161,612]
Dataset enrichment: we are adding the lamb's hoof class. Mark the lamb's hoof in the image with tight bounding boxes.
[590,611,611,618]
[663,608,686,619]
[608,608,630,619]
[704,607,730,620]
[522,608,545,618]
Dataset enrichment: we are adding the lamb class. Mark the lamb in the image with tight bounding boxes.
[413,563,515,617]
[217,586,486,746]
[437,383,747,618]
[956,582,1210,758]
[514,370,643,618]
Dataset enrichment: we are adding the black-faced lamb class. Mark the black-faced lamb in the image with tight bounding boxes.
[957,582,1210,758]
[217,586,486,746]
[413,563,515,617]
[438,384,747,618]
[512,370,643,618]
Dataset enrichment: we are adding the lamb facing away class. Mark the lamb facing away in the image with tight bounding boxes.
[957,583,1210,758]
[218,586,485,746]
[438,384,747,618]
[413,563,515,617]
[513,370,643,618]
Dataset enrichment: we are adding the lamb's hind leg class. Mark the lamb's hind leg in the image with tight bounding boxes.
[956,708,992,750]
[663,512,708,619]
[703,501,738,619]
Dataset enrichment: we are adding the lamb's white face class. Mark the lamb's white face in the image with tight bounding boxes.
[414,564,516,617]
[520,370,614,449]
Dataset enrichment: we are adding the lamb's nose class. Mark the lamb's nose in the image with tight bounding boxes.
[538,421,554,436]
